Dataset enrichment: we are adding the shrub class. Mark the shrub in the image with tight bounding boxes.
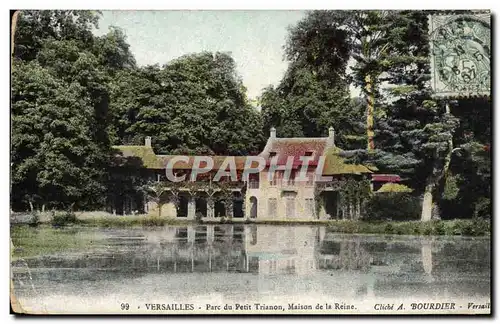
[461,222,475,236]
[342,221,359,233]
[474,198,491,219]
[432,220,446,235]
[363,192,421,221]
[474,218,490,236]
[28,212,40,226]
[51,211,77,226]
[384,223,394,234]
[326,219,489,237]
[140,215,166,227]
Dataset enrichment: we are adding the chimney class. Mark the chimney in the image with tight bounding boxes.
[328,127,335,146]
[270,127,276,139]
[145,136,152,147]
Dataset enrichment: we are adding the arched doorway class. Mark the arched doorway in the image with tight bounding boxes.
[249,196,258,218]
[321,191,339,219]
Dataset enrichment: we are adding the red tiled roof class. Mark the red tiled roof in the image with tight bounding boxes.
[263,138,328,169]
[158,155,260,170]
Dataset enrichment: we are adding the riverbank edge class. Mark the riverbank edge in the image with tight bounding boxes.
[10,212,491,237]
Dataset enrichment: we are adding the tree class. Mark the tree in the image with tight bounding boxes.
[14,10,100,62]
[345,10,490,221]
[93,26,136,74]
[260,12,361,146]
[11,60,107,210]
[283,10,490,221]
[111,52,265,155]
[11,10,133,211]
[283,10,430,150]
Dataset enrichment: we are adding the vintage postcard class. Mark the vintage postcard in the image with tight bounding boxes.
[10,9,491,315]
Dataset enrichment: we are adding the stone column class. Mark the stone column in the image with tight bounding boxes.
[241,193,246,218]
[207,225,214,243]
[318,226,325,242]
[226,201,234,219]
[207,197,215,219]
[187,227,195,243]
[187,196,196,220]
[318,195,325,220]
[227,226,234,243]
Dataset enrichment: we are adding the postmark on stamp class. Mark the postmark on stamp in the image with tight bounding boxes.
[428,13,491,98]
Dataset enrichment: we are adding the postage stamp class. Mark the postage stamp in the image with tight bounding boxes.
[10,9,491,316]
[428,13,491,98]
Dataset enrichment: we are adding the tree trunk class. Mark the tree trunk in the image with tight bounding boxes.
[421,103,455,222]
[157,202,162,217]
[442,103,454,180]
[421,182,434,221]
[365,74,375,151]
[28,201,34,213]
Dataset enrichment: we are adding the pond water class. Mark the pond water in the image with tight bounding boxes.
[11,225,491,314]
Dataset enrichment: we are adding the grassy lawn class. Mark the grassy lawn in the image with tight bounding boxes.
[10,225,101,260]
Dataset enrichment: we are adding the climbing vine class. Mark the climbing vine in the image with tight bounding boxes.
[339,178,371,219]
[314,177,372,220]
[141,179,245,218]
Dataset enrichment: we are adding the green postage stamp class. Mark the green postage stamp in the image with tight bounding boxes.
[428,13,491,98]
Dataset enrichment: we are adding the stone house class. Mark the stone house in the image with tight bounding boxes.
[111,128,378,221]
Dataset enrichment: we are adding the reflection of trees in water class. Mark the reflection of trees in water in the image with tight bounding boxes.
[431,239,490,275]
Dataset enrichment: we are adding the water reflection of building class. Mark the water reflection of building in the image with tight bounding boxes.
[149,225,318,275]
[245,226,317,275]
[145,225,377,276]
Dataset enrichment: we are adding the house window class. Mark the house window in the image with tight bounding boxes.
[306,171,315,186]
[284,170,296,186]
[270,170,282,186]
[268,198,277,218]
[249,179,259,189]
[305,151,314,156]
[286,197,295,219]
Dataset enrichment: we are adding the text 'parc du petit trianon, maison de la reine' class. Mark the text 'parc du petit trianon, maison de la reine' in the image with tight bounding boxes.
[112,127,401,221]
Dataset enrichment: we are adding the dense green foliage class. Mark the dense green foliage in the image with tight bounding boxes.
[326,218,490,236]
[12,10,115,211]
[363,193,421,221]
[109,53,264,155]
[50,211,77,227]
[11,10,264,211]
[282,10,490,220]
[260,11,362,147]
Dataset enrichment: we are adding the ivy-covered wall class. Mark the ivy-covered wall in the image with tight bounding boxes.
[314,177,372,220]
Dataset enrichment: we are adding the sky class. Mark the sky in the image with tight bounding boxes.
[93,10,307,100]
